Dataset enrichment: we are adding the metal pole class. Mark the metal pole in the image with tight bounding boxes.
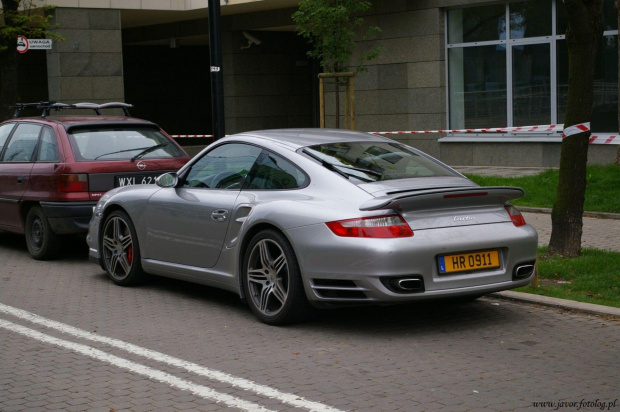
[319,77,325,128]
[208,0,225,139]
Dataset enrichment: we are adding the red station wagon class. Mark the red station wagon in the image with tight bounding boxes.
[0,102,190,260]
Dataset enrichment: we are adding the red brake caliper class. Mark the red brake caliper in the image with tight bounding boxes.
[127,246,133,264]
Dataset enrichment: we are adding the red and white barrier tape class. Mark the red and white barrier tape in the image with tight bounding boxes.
[371,124,562,135]
[562,122,590,138]
[589,135,620,144]
[171,124,620,144]
[171,134,214,138]
[371,123,618,144]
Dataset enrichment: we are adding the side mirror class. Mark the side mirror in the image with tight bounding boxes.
[156,172,178,188]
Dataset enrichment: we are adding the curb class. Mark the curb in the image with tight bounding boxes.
[489,291,620,318]
[518,206,620,220]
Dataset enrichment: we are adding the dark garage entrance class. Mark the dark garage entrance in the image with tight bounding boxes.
[123,45,212,137]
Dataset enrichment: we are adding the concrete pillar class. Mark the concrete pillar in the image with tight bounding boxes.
[46,8,124,104]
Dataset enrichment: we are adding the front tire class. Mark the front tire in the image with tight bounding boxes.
[25,206,61,260]
[101,210,145,286]
[242,229,310,325]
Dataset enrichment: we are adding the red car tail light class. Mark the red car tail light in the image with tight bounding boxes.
[326,214,413,238]
[505,204,526,227]
[58,174,89,192]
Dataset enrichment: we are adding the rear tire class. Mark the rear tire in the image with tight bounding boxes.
[25,206,61,260]
[101,210,146,286]
[242,229,311,325]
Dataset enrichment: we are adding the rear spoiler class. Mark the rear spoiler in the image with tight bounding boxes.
[359,186,525,211]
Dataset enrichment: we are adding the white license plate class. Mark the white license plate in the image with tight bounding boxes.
[115,175,157,187]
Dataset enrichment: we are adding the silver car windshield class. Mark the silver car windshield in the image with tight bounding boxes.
[304,142,456,182]
[69,126,184,161]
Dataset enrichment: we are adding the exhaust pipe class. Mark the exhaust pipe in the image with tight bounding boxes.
[397,278,424,291]
[385,277,425,293]
[513,263,535,279]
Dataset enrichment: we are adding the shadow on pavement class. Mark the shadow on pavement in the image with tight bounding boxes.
[0,231,89,262]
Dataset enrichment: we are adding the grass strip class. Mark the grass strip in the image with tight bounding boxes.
[515,247,620,308]
[465,164,620,213]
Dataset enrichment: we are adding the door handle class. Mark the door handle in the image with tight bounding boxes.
[211,209,229,222]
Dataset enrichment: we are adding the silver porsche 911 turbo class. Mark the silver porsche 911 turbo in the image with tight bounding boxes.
[87,129,538,325]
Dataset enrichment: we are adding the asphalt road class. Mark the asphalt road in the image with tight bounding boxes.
[1,232,619,412]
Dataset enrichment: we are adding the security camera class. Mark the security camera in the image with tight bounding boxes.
[241,31,262,49]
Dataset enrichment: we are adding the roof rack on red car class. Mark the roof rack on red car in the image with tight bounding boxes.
[10,101,134,118]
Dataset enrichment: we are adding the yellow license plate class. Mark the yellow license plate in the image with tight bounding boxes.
[438,250,500,274]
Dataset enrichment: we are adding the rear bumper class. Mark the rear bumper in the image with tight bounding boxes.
[285,221,538,306]
[40,201,97,234]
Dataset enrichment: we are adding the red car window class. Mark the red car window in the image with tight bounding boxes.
[0,123,15,154]
[2,123,41,162]
[68,126,185,161]
[37,127,60,162]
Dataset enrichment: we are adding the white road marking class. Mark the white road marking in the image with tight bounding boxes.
[0,319,274,412]
[0,303,344,412]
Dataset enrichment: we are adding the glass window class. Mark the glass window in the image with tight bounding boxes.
[304,142,455,184]
[556,39,568,122]
[0,123,16,155]
[247,151,308,190]
[513,43,551,126]
[508,0,551,39]
[556,0,567,34]
[183,143,262,190]
[557,36,618,132]
[2,123,41,162]
[68,126,185,161]
[593,34,618,132]
[37,127,60,162]
[557,0,616,35]
[448,4,505,43]
[602,0,618,31]
[449,45,507,129]
[448,0,618,132]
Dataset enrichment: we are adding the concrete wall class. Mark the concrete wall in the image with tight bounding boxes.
[316,0,445,158]
[46,8,124,105]
[40,1,619,166]
[222,14,315,134]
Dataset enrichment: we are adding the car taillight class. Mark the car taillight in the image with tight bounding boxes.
[505,204,526,227]
[326,214,413,238]
[58,174,89,192]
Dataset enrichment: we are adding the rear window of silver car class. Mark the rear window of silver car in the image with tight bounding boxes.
[68,126,185,161]
[304,142,456,182]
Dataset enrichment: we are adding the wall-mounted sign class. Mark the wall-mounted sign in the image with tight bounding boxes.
[16,35,53,53]
[16,36,29,53]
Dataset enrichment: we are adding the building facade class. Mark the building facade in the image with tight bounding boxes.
[16,0,620,165]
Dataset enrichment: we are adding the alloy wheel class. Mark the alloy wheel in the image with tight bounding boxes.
[246,239,290,317]
[102,216,134,280]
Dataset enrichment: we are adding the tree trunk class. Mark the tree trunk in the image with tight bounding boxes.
[0,0,21,121]
[548,0,603,257]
